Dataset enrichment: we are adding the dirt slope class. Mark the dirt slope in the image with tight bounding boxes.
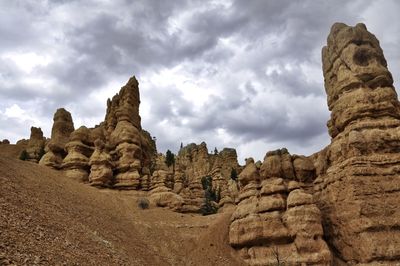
[0,145,243,265]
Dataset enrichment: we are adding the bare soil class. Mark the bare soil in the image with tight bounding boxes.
[0,145,243,265]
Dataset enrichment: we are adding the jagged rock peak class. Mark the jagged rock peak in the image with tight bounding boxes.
[105,76,141,131]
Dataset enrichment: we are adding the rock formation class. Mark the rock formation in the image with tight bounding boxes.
[62,126,93,182]
[148,170,184,211]
[25,127,45,162]
[313,22,400,264]
[169,143,241,212]
[39,108,74,169]
[88,139,113,187]
[229,153,332,265]
[209,148,240,208]
[104,77,144,189]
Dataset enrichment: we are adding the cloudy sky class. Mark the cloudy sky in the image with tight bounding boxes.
[1,0,399,163]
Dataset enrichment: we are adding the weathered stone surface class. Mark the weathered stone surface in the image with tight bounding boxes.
[149,190,184,211]
[104,77,144,189]
[62,126,93,182]
[39,108,74,169]
[238,158,259,187]
[88,139,113,187]
[173,142,241,212]
[229,155,331,265]
[293,155,315,182]
[26,127,45,162]
[314,22,400,264]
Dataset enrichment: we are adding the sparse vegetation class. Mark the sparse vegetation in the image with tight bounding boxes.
[137,198,150,210]
[214,147,218,155]
[200,176,219,215]
[19,150,29,161]
[165,149,175,170]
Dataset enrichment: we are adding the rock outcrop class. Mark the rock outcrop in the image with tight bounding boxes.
[313,22,400,264]
[171,143,241,212]
[62,126,93,182]
[26,127,45,162]
[88,139,113,187]
[104,77,144,189]
[229,153,332,265]
[210,148,240,207]
[39,108,74,169]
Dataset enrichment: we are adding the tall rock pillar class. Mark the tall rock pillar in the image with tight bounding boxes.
[315,23,400,264]
[106,76,143,189]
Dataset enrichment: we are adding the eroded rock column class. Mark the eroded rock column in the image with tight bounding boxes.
[315,23,400,264]
[39,108,74,169]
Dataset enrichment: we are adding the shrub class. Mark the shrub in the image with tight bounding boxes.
[137,198,150,210]
[200,198,218,216]
[165,149,175,167]
[200,176,219,215]
[19,150,29,161]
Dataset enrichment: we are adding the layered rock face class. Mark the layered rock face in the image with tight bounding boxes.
[104,77,143,189]
[39,108,74,169]
[209,148,240,207]
[171,143,240,212]
[62,126,94,182]
[26,127,45,162]
[314,23,400,264]
[229,153,332,265]
[176,142,214,212]
[88,139,113,187]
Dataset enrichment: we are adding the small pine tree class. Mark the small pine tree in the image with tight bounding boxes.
[230,168,238,181]
[180,142,183,149]
[165,149,175,171]
[200,176,219,215]
[19,150,29,161]
[214,147,218,155]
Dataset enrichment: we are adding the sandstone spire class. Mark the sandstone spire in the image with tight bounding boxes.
[315,22,400,264]
[26,127,45,162]
[39,108,74,169]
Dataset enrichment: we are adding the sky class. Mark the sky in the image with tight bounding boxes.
[1,0,400,164]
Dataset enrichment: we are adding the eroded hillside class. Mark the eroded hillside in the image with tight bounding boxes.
[0,145,243,265]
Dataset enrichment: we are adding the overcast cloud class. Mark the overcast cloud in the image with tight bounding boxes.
[1,0,400,163]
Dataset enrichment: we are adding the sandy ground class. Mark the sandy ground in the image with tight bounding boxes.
[0,145,244,265]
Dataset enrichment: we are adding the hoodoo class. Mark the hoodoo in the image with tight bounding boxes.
[313,22,400,264]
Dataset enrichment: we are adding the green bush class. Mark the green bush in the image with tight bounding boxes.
[137,198,150,210]
[200,176,219,215]
[19,150,29,161]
